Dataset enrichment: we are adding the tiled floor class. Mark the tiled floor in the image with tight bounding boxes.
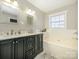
[35,52,55,59]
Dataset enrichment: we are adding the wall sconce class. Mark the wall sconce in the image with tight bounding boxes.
[26,9,35,16]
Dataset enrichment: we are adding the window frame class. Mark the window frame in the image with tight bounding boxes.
[49,11,67,29]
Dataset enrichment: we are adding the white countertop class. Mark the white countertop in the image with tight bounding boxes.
[0,32,43,40]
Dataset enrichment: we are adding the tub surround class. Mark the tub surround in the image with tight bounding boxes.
[43,40,77,59]
[41,30,78,59]
[44,40,77,51]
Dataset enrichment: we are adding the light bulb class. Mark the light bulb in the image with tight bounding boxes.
[5,0,10,3]
[26,9,35,16]
[13,1,18,7]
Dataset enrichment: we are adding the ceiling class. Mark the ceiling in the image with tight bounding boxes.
[27,0,77,13]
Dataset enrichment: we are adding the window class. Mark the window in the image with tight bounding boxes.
[49,11,66,29]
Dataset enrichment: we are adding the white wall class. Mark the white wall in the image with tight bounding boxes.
[45,3,78,30]
[43,3,78,57]
[44,2,78,48]
[45,29,78,49]
[0,0,45,33]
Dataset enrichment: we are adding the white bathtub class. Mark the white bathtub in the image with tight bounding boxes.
[43,40,78,59]
[35,41,77,59]
[35,30,78,59]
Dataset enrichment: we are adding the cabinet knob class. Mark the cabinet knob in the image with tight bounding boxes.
[13,42,15,44]
[16,41,18,43]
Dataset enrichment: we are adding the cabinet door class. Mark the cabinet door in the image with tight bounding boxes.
[25,36,35,50]
[35,34,43,55]
[0,40,14,59]
[24,36,35,59]
[40,34,43,52]
[14,38,24,59]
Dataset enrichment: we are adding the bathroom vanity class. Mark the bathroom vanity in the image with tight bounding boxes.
[0,33,43,59]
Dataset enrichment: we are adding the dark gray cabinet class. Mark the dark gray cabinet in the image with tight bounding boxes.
[14,38,24,59]
[24,35,35,59]
[35,34,43,55]
[0,34,43,59]
[0,40,14,59]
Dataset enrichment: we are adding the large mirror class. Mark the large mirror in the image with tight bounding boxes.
[0,1,19,24]
[0,1,36,25]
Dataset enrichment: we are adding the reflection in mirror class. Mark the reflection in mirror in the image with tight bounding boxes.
[0,1,19,24]
[27,15,33,25]
[0,11,17,24]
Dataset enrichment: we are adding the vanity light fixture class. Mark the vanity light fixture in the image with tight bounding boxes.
[5,0,11,3]
[3,0,18,7]
[1,1,19,16]
[2,1,18,9]
[26,9,35,16]
[5,0,15,2]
